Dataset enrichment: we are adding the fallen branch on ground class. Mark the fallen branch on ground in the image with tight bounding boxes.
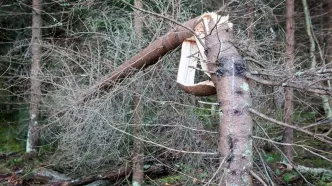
[296,165,332,177]
[20,165,169,186]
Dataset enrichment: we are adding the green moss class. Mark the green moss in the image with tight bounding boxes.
[0,123,24,153]
[156,175,182,184]
[283,171,299,183]
[264,152,282,163]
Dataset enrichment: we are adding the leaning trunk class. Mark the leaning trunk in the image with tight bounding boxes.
[80,17,200,102]
[205,19,253,185]
[26,0,42,154]
[282,0,295,161]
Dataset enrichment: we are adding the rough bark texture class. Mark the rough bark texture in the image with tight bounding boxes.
[282,0,295,161]
[27,0,42,153]
[81,17,200,101]
[205,21,253,185]
[132,0,144,185]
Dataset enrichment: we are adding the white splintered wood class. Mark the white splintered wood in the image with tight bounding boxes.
[176,13,232,96]
[177,37,198,86]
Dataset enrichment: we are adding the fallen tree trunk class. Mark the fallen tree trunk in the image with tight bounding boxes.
[20,165,168,186]
[80,17,200,102]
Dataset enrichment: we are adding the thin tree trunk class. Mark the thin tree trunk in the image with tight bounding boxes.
[324,0,332,119]
[328,0,332,65]
[205,20,253,185]
[26,0,42,154]
[247,0,254,41]
[282,0,295,161]
[302,0,316,70]
[132,0,144,185]
[302,0,332,121]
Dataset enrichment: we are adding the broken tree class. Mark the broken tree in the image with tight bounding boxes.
[202,14,253,185]
[176,14,253,184]
[107,12,254,185]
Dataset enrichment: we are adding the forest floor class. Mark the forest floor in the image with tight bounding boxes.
[0,122,332,186]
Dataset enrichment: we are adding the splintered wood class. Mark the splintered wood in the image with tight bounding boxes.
[176,13,232,96]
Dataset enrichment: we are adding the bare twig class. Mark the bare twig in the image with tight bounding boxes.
[302,119,332,129]
[245,72,332,95]
[250,170,268,186]
[120,0,206,49]
[248,108,332,145]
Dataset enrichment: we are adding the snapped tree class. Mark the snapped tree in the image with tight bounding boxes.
[70,2,332,185]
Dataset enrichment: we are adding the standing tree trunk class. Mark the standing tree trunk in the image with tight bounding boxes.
[324,0,332,120]
[26,0,42,154]
[132,0,144,185]
[247,0,255,41]
[302,0,332,122]
[205,19,253,185]
[328,0,332,65]
[282,0,295,161]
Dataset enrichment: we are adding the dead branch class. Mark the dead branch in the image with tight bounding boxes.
[245,72,283,86]
[49,166,131,186]
[120,0,206,49]
[23,165,168,186]
[302,119,332,129]
[248,108,332,145]
[78,17,201,103]
[250,170,268,186]
[245,72,332,95]
[296,165,332,176]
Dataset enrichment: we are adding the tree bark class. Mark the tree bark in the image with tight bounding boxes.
[328,0,332,65]
[282,0,295,161]
[26,0,42,154]
[324,0,332,119]
[247,0,254,41]
[205,20,253,185]
[132,0,144,185]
